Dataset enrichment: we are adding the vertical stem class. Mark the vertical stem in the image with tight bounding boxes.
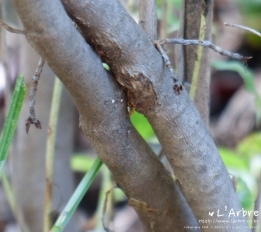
[139,0,158,40]
[43,77,63,232]
[95,167,114,231]
[189,13,206,100]
[159,0,167,40]
[178,0,213,125]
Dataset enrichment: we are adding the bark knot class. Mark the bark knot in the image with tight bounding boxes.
[115,71,156,114]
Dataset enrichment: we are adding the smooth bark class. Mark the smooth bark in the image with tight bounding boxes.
[138,2,199,230]
[61,0,250,231]
[13,0,199,231]
[139,0,158,41]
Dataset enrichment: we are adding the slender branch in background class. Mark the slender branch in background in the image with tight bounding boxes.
[159,0,167,40]
[0,20,25,34]
[89,166,114,231]
[153,40,178,82]
[176,0,213,125]
[138,0,157,41]
[25,58,45,133]
[43,77,63,232]
[102,185,115,232]
[224,22,261,37]
[160,38,252,61]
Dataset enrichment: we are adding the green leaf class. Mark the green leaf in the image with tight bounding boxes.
[130,111,155,140]
[71,154,96,172]
[51,157,103,232]
[236,0,261,16]
[219,147,248,170]
[236,177,253,210]
[237,132,261,158]
[0,75,26,179]
[114,187,127,203]
[102,63,110,71]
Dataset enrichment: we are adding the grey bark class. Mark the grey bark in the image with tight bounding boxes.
[139,0,158,41]
[11,38,80,232]
[13,0,199,231]
[138,4,198,228]
[60,0,250,231]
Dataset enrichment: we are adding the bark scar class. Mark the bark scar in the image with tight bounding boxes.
[114,70,156,114]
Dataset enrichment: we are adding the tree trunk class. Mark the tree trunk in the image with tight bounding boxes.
[12,0,250,231]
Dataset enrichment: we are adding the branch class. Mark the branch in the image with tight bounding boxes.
[60,0,250,231]
[25,58,45,133]
[176,0,213,125]
[13,0,198,231]
[224,22,261,37]
[102,186,115,232]
[153,40,177,81]
[153,41,183,95]
[159,0,167,39]
[138,0,157,41]
[0,20,25,34]
[160,38,252,61]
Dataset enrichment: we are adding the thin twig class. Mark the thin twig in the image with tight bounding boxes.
[224,22,261,38]
[153,40,178,81]
[160,38,252,61]
[25,58,45,133]
[0,20,25,34]
[44,77,63,232]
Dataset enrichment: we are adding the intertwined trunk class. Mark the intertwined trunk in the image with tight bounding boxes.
[12,0,250,231]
